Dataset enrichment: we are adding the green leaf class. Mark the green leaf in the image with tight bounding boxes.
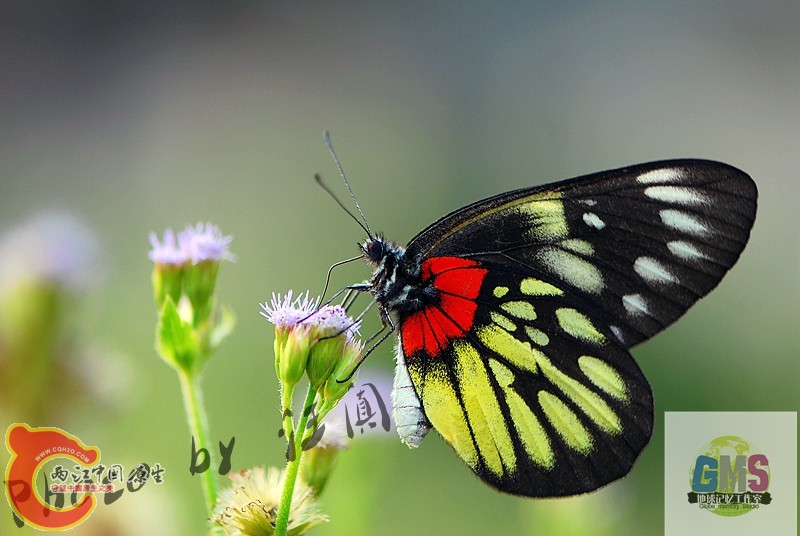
[155,295,198,373]
[208,303,236,352]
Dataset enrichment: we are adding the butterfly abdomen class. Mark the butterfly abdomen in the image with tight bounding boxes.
[392,346,431,448]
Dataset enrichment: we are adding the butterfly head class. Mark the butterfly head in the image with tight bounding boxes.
[361,234,396,265]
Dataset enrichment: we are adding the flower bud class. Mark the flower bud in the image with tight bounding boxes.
[276,325,312,389]
[306,335,345,389]
[321,338,363,408]
[306,305,358,389]
[150,263,184,309]
[183,259,219,324]
[148,228,187,307]
[300,418,350,497]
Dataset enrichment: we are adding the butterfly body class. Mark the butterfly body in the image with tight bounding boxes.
[362,238,425,315]
[357,159,757,497]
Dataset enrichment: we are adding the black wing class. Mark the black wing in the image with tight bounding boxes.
[405,159,757,348]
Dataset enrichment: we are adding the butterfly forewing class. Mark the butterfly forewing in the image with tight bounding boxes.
[405,160,757,347]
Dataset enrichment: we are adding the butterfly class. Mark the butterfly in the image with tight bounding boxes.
[332,146,757,498]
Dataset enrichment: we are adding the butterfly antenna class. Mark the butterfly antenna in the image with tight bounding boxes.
[314,173,372,239]
[320,254,363,302]
[323,131,373,237]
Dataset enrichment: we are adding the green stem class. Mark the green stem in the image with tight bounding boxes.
[281,383,295,438]
[275,385,318,536]
[178,370,217,514]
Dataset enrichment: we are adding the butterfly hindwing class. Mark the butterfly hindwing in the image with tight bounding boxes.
[398,256,653,496]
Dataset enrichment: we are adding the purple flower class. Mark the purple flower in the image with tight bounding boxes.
[0,210,103,295]
[261,290,362,390]
[148,228,186,265]
[259,291,320,330]
[260,292,360,340]
[311,304,361,340]
[148,222,233,266]
[182,222,235,264]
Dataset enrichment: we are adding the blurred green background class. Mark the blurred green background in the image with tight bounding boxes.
[1,2,797,535]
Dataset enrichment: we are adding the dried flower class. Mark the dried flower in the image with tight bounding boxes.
[211,467,328,536]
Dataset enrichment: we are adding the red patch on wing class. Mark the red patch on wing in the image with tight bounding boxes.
[400,257,488,359]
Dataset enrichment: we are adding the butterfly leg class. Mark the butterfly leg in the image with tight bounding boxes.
[337,312,396,382]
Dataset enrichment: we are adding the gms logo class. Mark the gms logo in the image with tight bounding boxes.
[688,435,771,516]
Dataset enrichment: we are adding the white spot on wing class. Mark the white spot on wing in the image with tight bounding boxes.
[667,240,708,261]
[637,168,683,184]
[560,238,594,256]
[645,186,708,206]
[659,209,710,236]
[634,256,678,285]
[609,325,624,344]
[582,212,606,230]
[622,294,650,317]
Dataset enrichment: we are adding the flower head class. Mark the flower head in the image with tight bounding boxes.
[211,467,328,536]
[308,305,359,340]
[305,305,360,389]
[0,209,103,297]
[259,291,319,330]
[148,222,234,266]
[150,222,235,373]
[182,222,235,264]
[261,292,362,390]
[148,228,186,266]
[149,222,234,321]
[0,210,108,422]
[260,292,319,389]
